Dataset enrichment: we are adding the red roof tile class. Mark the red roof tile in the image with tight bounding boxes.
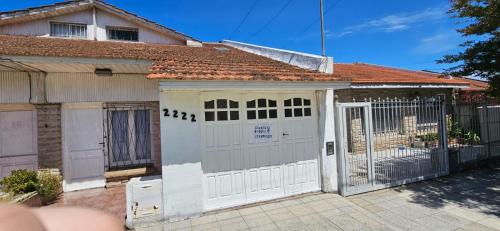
[333,63,470,86]
[0,35,472,87]
[0,35,344,82]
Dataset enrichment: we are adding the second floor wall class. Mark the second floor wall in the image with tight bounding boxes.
[0,8,184,45]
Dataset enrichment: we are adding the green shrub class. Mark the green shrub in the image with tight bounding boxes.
[0,169,38,195]
[37,172,62,205]
[422,133,439,142]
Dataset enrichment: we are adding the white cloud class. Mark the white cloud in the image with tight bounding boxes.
[413,31,462,54]
[336,7,447,37]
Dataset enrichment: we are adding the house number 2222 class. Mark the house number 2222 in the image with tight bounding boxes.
[163,109,196,122]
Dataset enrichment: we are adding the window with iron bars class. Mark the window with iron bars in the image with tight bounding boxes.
[105,105,153,170]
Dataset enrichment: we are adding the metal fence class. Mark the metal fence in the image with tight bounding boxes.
[338,97,448,196]
[448,97,500,168]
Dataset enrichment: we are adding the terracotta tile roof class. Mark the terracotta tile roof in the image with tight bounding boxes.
[0,35,343,82]
[455,77,489,91]
[333,63,470,86]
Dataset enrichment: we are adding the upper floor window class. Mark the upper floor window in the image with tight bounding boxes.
[107,27,139,42]
[50,22,87,38]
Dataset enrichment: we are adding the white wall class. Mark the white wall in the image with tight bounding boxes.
[0,8,183,45]
[317,89,338,192]
[46,73,158,103]
[160,91,203,220]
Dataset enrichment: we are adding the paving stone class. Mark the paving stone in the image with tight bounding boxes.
[216,210,242,221]
[300,214,341,231]
[239,206,266,216]
[259,202,283,211]
[191,214,217,226]
[218,216,245,226]
[415,216,458,231]
[164,219,192,230]
[328,214,367,231]
[219,222,250,231]
[192,222,220,231]
[266,209,296,222]
[279,199,302,207]
[477,217,500,230]
[274,218,308,231]
[242,213,274,228]
[460,222,498,231]
[433,212,474,227]
[248,223,280,231]
[287,204,315,216]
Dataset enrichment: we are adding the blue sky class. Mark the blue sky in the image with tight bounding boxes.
[1,0,465,72]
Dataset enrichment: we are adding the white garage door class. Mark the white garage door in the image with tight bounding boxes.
[201,93,320,210]
[0,106,38,179]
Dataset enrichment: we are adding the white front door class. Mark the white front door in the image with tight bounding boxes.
[0,106,37,179]
[201,92,320,210]
[62,103,105,192]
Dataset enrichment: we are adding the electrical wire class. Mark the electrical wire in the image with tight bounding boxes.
[251,0,294,37]
[229,0,261,39]
[296,0,343,35]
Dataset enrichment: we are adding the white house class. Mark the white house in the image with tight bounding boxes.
[0,0,471,223]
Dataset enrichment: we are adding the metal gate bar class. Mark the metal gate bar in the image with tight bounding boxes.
[337,96,448,196]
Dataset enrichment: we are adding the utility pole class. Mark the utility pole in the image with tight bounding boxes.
[319,0,326,56]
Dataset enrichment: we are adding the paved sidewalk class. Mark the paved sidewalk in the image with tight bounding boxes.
[138,164,500,231]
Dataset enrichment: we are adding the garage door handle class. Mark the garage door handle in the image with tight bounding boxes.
[98,142,105,145]
[282,133,289,136]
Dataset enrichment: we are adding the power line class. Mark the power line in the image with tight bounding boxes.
[251,0,294,37]
[297,0,343,35]
[229,0,261,39]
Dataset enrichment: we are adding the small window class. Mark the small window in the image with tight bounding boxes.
[107,27,138,41]
[247,99,277,120]
[50,22,87,38]
[284,98,312,118]
[204,99,239,121]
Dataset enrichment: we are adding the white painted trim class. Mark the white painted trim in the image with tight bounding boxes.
[159,81,350,91]
[351,84,469,89]
[223,40,326,59]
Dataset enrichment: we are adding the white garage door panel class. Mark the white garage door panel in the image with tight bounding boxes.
[0,155,37,179]
[0,111,36,156]
[0,109,37,179]
[202,119,245,209]
[202,93,320,211]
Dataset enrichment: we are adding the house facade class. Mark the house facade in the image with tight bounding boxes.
[0,0,472,222]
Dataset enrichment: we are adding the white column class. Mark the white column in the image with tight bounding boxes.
[317,89,338,192]
[160,90,203,220]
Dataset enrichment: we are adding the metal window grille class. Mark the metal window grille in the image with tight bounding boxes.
[104,103,153,170]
